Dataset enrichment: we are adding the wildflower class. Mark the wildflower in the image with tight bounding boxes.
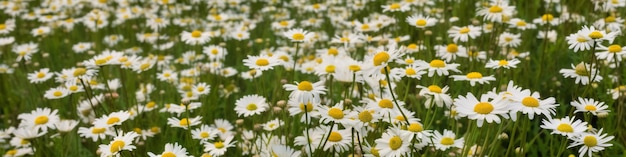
[54,119,79,133]
[540,116,588,137]
[485,59,521,69]
[234,94,269,117]
[27,68,53,84]
[382,2,410,12]
[168,116,202,130]
[270,144,301,157]
[283,28,314,42]
[508,88,558,120]
[44,87,71,99]
[204,136,236,156]
[93,111,131,128]
[476,1,515,22]
[283,80,326,104]
[181,30,210,45]
[455,92,509,127]
[372,128,412,157]
[435,43,467,62]
[406,15,437,28]
[416,84,454,108]
[243,55,281,71]
[448,25,481,42]
[559,62,603,85]
[570,97,610,116]
[316,125,351,152]
[98,132,139,157]
[568,128,614,157]
[17,108,59,132]
[415,59,461,77]
[431,129,464,151]
[263,118,284,131]
[192,125,218,142]
[147,143,190,157]
[451,72,496,86]
[498,32,522,48]
[595,44,626,62]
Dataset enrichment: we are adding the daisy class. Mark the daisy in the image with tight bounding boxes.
[455,92,509,127]
[431,129,464,151]
[508,88,558,120]
[147,143,190,157]
[406,15,437,28]
[448,25,481,42]
[372,128,412,157]
[382,2,410,12]
[435,43,467,62]
[13,42,38,62]
[485,58,521,69]
[390,64,426,79]
[566,32,593,52]
[508,18,536,30]
[43,87,71,99]
[416,84,454,108]
[17,108,59,132]
[318,102,349,124]
[193,82,211,96]
[608,85,626,100]
[498,32,522,48]
[595,44,626,62]
[243,55,281,71]
[568,128,614,157]
[3,147,33,157]
[98,131,139,157]
[203,45,228,61]
[0,19,16,34]
[103,34,123,47]
[93,111,131,128]
[0,64,14,74]
[283,80,326,104]
[540,116,588,137]
[157,69,178,82]
[578,25,618,43]
[168,116,202,130]
[559,62,603,85]
[316,125,351,152]
[476,1,515,22]
[31,26,51,37]
[192,125,218,142]
[415,59,461,77]
[55,119,79,133]
[570,97,610,116]
[270,144,301,157]
[72,42,93,53]
[283,28,314,42]
[181,30,210,45]
[27,68,53,84]
[234,94,269,117]
[204,136,236,156]
[288,100,321,123]
[451,72,496,86]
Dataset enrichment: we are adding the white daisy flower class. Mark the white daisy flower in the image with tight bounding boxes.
[540,116,588,137]
[570,97,610,116]
[234,94,269,117]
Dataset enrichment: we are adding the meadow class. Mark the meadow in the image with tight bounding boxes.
[0,0,625,156]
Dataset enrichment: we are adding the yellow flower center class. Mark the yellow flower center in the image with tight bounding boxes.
[328,48,339,56]
[405,68,417,75]
[279,21,289,27]
[389,136,403,150]
[556,123,574,133]
[378,99,394,109]
[415,19,427,26]
[371,147,380,157]
[584,105,597,111]
[474,102,494,114]
[200,132,210,138]
[255,58,269,66]
[516,21,527,26]
[5,149,16,155]
[214,141,224,149]
[328,131,342,142]
[389,3,401,10]
[36,72,46,78]
[358,111,373,122]
[299,102,314,112]
[408,44,418,50]
[395,115,405,121]
[498,60,509,66]
[489,5,503,13]
[292,33,305,41]
[429,59,446,68]
[542,14,554,22]
[588,31,603,39]
[162,152,176,157]
[373,51,390,66]
[191,30,202,38]
[349,65,361,72]
[110,140,125,153]
[466,72,483,79]
[361,24,370,30]
[446,44,459,53]
[179,118,189,126]
[34,115,49,125]
[521,97,539,107]
[605,16,616,22]
[428,85,443,93]
[107,117,120,125]
[69,85,78,91]
[133,128,142,134]
[297,81,313,91]
[328,108,344,119]
[440,137,455,145]
[246,104,257,111]
[0,24,5,30]
[574,63,589,76]
[92,127,106,134]
[325,65,336,73]
[459,27,470,34]
[53,91,64,97]
[583,135,597,147]
[74,68,87,77]
[504,37,513,42]
[608,45,622,53]
[408,123,424,132]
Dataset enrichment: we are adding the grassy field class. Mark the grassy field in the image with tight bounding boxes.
[0,0,625,156]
